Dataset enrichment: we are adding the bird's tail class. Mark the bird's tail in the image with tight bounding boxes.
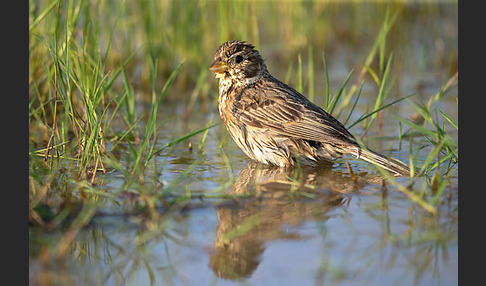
[350,147,412,176]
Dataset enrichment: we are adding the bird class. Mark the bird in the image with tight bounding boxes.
[209,40,411,176]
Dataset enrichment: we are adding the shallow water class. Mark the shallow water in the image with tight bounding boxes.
[29,118,458,285]
[32,200,458,285]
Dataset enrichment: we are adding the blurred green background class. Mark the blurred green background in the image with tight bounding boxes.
[29,0,457,109]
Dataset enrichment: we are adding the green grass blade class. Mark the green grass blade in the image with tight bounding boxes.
[145,124,219,164]
[439,110,458,130]
[29,0,60,32]
[328,69,353,115]
[322,52,330,110]
[343,82,363,127]
[348,93,415,129]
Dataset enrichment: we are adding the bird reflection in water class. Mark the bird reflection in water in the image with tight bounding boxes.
[208,161,376,279]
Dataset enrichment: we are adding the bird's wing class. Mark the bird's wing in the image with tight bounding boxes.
[234,79,356,145]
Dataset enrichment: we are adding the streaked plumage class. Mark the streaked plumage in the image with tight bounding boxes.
[210,40,411,176]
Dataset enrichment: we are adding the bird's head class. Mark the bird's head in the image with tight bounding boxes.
[210,41,267,84]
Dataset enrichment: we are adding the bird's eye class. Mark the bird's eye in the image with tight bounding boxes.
[235,55,244,63]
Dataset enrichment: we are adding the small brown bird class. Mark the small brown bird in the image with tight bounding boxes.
[210,40,411,176]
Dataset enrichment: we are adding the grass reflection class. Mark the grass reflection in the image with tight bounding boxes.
[29,160,456,285]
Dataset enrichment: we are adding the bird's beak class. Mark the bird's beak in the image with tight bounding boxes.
[209,58,229,74]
